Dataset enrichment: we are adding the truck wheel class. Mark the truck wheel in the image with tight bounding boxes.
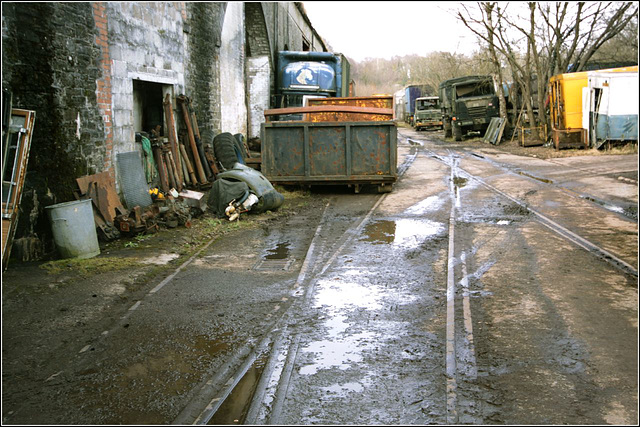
[233,133,249,160]
[201,128,215,150]
[214,132,242,170]
[453,122,462,141]
[444,120,452,138]
[377,183,393,193]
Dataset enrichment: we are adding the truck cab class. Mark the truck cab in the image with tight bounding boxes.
[439,75,499,141]
[413,96,442,131]
[275,51,349,120]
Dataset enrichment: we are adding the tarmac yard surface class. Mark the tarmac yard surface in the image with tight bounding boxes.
[2,128,638,425]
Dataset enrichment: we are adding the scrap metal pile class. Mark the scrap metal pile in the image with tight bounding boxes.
[75,94,284,244]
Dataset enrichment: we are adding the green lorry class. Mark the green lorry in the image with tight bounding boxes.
[439,75,499,141]
[413,96,442,131]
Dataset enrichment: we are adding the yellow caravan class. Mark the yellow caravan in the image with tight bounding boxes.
[548,65,638,149]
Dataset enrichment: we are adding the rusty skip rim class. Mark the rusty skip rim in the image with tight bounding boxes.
[263,120,397,127]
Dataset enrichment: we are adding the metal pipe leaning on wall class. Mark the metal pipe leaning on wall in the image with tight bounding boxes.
[179,147,191,186]
[163,94,183,185]
[177,95,207,185]
[167,150,182,192]
[188,108,214,180]
[163,148,177,190]
[180,142,198,185]
[152,143,170,193]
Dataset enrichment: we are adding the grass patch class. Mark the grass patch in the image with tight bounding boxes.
[41,256,142,276]
[46,186,319,278]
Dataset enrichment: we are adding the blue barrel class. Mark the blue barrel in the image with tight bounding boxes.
[46,199,100,259]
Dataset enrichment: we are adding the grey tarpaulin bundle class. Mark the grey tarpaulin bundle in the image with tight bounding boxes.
[207,163,284,220]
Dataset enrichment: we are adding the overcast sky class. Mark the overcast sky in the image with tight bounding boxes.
[302,1,480,62]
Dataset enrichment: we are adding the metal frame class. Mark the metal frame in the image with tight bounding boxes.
[2,108,36,270]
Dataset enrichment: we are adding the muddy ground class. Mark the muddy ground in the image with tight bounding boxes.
[2,128,637,425]
[2,187,328,424]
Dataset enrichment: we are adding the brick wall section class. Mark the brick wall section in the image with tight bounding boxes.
[184,2,225,134]
[245,3,271,58]
[92,2,114,178]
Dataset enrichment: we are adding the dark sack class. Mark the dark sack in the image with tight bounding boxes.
[207,178,250,217]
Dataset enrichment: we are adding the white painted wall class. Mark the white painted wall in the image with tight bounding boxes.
[247,56,271,139]
[220,3,247,136]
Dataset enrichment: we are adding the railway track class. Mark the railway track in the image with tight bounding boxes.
[420,144,637,278]
[173,140,421,425]
[174,134,636,424]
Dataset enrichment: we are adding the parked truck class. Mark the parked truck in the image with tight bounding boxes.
[403,84,432,125]
[413,96,442,130]
[439,75,500,141]
[274,51,351,120]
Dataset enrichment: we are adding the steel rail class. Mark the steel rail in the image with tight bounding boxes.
[181,140,421,425]
[423,147,638,278]
[445,153,459,424]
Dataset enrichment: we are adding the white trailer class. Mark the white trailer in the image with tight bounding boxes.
[394,89,405,123]
[582,71,638,148]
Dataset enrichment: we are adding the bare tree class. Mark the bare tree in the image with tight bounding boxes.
[457,1,638,139]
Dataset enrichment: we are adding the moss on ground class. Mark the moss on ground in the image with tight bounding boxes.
[39,186,319,280]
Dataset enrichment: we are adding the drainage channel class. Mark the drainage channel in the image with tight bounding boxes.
[180,144,422,425]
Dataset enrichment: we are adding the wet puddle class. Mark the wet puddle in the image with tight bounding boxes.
[208,355,269,425]
[314,274,384,312]
[361,219,443,249]
[299,314,376,376]
[361,220,395,244]
[299,271,417,376]
[404,195,444,215]
[319,376,374,398]
[263,242,291,260]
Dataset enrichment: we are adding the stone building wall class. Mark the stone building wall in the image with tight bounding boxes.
[1,1,328,262]
[183,2,226,134]
[105,2,186,157]
[2,2,108,255]
[220,2,247,136]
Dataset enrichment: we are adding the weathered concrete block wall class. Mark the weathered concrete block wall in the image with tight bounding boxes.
[247,56,271,139]
[2,2,108,254]
[106,2,186,156]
